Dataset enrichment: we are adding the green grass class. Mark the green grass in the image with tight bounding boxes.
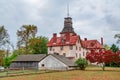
[0,67,120,80]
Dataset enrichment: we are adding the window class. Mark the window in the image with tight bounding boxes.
[53,49,55,51]
[76,46,77,50]
[69,46,73,50]
[83,52,85,56]
[54,53,59,55]
[63,53,66,57]
[79,53,81,58]
[79,47,81,51]
[49,47,52,51]
[41,64,45,67]
[91,42,95,47]
[76,53,77,58]
[60,46,63,50]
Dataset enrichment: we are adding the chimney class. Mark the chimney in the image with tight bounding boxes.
[53,33,57,43]
[66,32,70,42]
[84,38,87,41]
[53,33,57,38]
[101,37,103,45]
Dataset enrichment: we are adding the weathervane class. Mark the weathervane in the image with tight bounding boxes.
[67,3,69,17]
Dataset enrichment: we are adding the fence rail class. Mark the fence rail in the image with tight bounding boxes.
[0,67,73,77]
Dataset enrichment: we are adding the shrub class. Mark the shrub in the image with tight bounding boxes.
[75,58,88,70]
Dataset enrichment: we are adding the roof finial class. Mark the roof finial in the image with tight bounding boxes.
[67,3,69,17]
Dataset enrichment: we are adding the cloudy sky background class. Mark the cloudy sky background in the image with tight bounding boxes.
[0,0,120,48]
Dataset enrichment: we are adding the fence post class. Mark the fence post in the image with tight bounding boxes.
[22,67,24,73]
[6,67,9,76]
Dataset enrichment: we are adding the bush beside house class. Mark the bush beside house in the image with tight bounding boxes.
[75,58,88,70]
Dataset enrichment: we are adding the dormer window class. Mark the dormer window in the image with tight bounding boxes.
[62,38,64,43]
[66,42,69,44]
[91,42,95,47]
[53,43,56,45]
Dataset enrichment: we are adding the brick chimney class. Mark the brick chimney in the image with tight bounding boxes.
[66,32,70,42]
[84,38,87,41]
[101,37,103,45]
[53,33,57,43]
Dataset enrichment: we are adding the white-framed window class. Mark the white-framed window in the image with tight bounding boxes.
[60,46,64,50]
[63,53,66,57]
[69,45,73,50]
[76,46,77,50]
[49,47,52,51]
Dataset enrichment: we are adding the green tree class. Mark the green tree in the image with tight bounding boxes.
[17,25,37,54]
[114,34,120,44]
[3,53,18,67]
[75,58,88,70]
[28,36,48,54]
[104,44,110,50]
[110,44,119,53]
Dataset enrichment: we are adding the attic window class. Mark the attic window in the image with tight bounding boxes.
[91,42,95,47]
[53,43,56,45]
[62,38,64,43]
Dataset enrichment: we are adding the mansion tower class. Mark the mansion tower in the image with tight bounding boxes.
[47,16,104,60]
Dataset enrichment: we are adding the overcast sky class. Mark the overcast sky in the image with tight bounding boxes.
[0,0,120,48]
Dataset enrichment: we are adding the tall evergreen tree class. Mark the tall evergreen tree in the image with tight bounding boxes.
[110,44,119,53]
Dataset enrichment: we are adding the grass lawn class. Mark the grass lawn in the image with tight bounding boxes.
[0,67,120,80]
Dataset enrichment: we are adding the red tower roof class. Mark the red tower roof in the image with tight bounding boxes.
[47,33,80,47]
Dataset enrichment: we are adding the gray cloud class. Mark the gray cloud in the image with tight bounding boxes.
[0,0,120,48]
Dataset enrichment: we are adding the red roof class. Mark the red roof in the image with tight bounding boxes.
[82,40,103,49]
[47,34,79,47]
[48,33,103,49]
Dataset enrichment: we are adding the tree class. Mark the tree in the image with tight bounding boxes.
[0,50,5,66]
[114,34,120,44]
[17,25,37,54]
[3,53,18,67]
[28,36,48,54]
[86,50,120,71]
[75,58,88,70]
[104,44,110,50]
[0,26,10,49]
[110,44,119,53]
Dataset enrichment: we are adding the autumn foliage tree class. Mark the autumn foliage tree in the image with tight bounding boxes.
[28,36,48,54]
[86,50,120,70]
[17,25,37,54]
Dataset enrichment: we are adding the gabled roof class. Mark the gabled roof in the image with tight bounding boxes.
[82,40,103,49]
[13,54,47,62]
[47,35,80,47]
[50,54,75,67]
[12,54,75,67]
